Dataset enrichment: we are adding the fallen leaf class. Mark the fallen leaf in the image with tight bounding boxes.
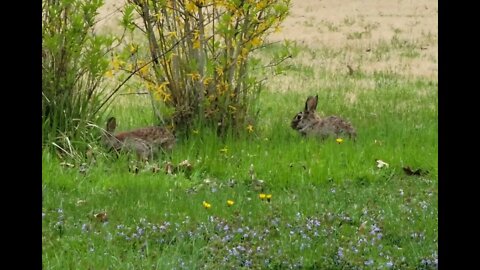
[251,179,265,192]
[129,163,139,174]
[403,166,428,176]
[374,139,383,145]
[376,159,389,168]
[178,160,192,168]
[164,162,174,174]
[347,65,354,76]
[79,163,88,174]
[358,221,368,234]
[151,164,161,173]
[94,212,108,222]
[76,200,87,206]
[60,162,75,168]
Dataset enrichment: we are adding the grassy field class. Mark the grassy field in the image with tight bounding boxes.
[43,0,437,269]
[42,73,437,269]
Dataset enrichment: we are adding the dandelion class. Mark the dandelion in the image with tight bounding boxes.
[227,200,234,207]
[336,138,344,144]
[202,201,211,209]
[266,194,272,202]
[259,193,266,200]
[246,124,254,133]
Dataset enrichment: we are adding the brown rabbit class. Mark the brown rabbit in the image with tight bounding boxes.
[291,95,356,140]
[103,117,176,161]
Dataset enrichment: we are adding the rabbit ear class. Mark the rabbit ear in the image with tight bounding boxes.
[304,95,318,112]
[106,117,117,133]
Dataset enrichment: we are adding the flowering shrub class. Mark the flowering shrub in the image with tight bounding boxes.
[118,0,291,136]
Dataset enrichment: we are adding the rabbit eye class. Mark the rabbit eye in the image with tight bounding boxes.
[296,114,302,120]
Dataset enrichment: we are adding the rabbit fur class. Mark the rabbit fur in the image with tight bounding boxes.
[291,95,356,140]
[103,117,176,160]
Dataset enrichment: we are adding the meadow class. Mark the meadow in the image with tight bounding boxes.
[42,0,438,269]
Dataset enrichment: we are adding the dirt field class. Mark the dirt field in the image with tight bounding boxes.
[268,0,437,77]
[97,0,438,81]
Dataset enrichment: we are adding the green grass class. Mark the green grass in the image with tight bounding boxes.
[42,30,437,269]
[43,68,437,269]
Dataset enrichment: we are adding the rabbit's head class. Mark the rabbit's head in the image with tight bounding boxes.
[102,117,122,150]
[106,117,117,133]
[291,95,321,135]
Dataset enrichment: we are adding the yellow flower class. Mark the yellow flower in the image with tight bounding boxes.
[139,65,149,77]
[202,201,211,209]
[111,57,123,71]
[336,138,344,144]
[266,194,272,202]
[228,105,237,112]
[104,70,114,78]
[188,72,201,81]
[227,200,234,207]
[215,66,224,77]
[193,39,201,49]
[251,37,262,47]
[241,47,249,58]
[162,92,172,102]
[256,0,267,9]
[154,13,162,22]
[259,193,266,200]
[192,129,199,134]
[220,146,228,154]
[186,1,197,13]
[129,44,138,54]
[203,77,212,86]
[246,124,254,133]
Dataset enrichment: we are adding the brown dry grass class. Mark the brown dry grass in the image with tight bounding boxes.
[96,0,437,94]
